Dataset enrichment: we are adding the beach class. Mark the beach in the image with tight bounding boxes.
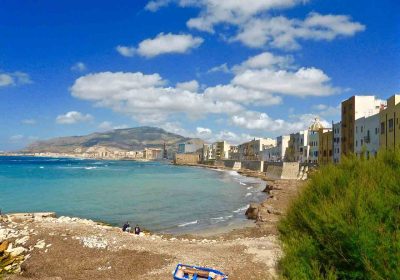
[0,161,304,279]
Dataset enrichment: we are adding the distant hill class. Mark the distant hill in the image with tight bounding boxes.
[23,126,204,155]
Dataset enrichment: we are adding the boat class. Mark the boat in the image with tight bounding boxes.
[173,264,228,280]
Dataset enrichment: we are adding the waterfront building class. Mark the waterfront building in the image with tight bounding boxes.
[308,118,325,164]
[333,122,341,163]
[228,146,239,160]
[318,128,333,164]
[143,148,163,160]
[261,135,290,162]
[379,94,400,150]
[354,113,380,158]
[286,130,309,163]
[202,144,212,161]
[237,138,276,161]
[212,141,231,160]
[177,141,203,154]
[341,95,386,157]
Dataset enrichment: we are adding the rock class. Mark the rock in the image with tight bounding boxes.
[262,184,274,194]
[15,236,30,245]
[0,240,9,253]
[9,247,26,257]
[245,203,260,220]
[34,240,46,249]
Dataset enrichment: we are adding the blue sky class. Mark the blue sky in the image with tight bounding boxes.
[0,0,399,150]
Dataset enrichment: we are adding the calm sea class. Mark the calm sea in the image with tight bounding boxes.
[0,156,266,234]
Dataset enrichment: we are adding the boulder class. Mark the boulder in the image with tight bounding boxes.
[262,184,274,194]
[245,203,260,220]
[0,240,9,253]
[9,247,26,257]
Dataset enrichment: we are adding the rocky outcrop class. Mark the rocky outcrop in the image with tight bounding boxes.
[245,203,260,220]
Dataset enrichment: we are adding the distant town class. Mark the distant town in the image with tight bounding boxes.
[2,94,399,169]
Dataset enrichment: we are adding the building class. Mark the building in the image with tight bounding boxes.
[318,128,333,164]
[341,96,386,157]
[308,118,325,164]
[237,138,276,161]
[333,122,341,163]
[177,141,203,154]
[379,95,400,150]
[228,146,239,160]
[286,130,309,163]
[261,135,290,162]
[202,141,231,161]
[143,148,163,160]
[354,113,380,158]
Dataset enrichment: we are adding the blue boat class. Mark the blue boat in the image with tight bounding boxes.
[173,264,228,280]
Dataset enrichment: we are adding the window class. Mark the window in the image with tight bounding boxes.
[361,139,364,146]
[381,122,385,134]
[389,118,394,132]
[375,127,378,135]
[356,140,358,147]
[356,126,358,133]
[361,126,363,133]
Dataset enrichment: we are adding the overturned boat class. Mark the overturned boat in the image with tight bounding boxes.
[173,264,228,280]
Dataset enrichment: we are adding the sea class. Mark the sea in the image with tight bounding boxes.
[0,156,266,234]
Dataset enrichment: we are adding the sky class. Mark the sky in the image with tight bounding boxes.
[0,0,399,150]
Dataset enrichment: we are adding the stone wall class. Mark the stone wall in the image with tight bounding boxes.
[265,162,300,180]
[241,160,264,172]
[174,153,201,165]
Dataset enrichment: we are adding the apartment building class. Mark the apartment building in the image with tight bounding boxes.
[379,95,400,150]
[333,122,341,163]
[237,138,276,160]
[341,96,385,157]
[261,135,290,162]
[355,114,380,158]
[318,129,333,164]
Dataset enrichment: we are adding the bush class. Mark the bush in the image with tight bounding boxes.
[278,150,400,280]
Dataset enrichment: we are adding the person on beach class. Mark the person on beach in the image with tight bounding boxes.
[122,221,130,232]
[134,224,141,235]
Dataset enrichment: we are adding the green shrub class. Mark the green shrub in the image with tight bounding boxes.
[278,150,400,280]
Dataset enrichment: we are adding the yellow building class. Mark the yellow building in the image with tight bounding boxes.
[379,95,400,150]
[318,129,333,164]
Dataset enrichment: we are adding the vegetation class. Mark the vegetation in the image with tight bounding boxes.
[278,150,400,280]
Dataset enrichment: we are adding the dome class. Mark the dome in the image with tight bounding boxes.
[309,118,324,132]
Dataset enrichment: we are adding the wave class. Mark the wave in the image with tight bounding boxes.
[233,205,249,213]
[84,167,98,170]
[210,216,224,221]
[178,220,198,227]
[39,166,44,169]
[246,186,253,190]
[239,181,247,186]
[245,192,252,197]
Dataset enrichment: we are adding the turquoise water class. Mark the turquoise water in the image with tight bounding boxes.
[0,156,265,233]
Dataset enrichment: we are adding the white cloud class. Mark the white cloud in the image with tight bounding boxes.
[116,45,136,57]
[116,33,203,58]
[0,72,32,87]
[234,13,365,49]
[232,52,294,73]
[196,127,212,138]
[176,80,199,92]
[312,103,341,118]
[56,111,94,124]
[231,111,329,135]
[146,1,365,50]
[98,121,129,131]
[136,33,204,58]
[21,119,37,125]
[232,67,338,97]
[0,74,14,87]
[71,62,87,72]
[208,63,231,74]
[71,72,244,123]
[145,0,172,11]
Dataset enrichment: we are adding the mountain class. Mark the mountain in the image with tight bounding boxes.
[23,126,204,154]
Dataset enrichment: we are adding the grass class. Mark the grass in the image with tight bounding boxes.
[278,150,400,280]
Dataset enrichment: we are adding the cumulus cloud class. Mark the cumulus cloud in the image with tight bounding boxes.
[146,1,365,50]
[71,62,87,72]
[116,45,136,57]
[232,67,338,97]
[70,52,339,132]
[56,111,94,124]
[0,72,32,87]
[117,33,204,58]
[312,103,341,118]
[234,13,366,49]
[231,111,329,135]
[176,80,199,92]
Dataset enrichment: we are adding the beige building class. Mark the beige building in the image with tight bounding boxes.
[237,138,276,161]
[379,95,400,151]
[341,96,385,157]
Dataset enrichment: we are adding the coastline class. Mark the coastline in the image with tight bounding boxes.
[1,160,305,279]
